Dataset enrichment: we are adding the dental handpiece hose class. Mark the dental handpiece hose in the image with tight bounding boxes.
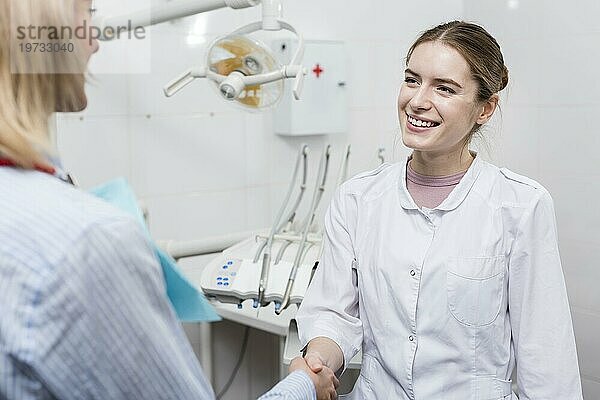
[257,145,308,308]
[276,146,330,314]
[257,251,271,307]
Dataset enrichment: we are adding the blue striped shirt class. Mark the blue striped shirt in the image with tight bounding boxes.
[0,167,315,400]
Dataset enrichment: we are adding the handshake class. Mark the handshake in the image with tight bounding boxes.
[289,353,340,400]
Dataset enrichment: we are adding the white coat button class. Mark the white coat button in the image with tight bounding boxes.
[409,269,416,277]
[409,335,415,342]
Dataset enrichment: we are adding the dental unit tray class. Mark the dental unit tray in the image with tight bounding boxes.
[170,144,365,314]
[200,230,320,306]
[200,144,349,313]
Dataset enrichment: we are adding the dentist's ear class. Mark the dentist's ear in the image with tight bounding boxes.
[476,93,499,125]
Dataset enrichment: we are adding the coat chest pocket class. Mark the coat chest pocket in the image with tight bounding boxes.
[447,255,506,327]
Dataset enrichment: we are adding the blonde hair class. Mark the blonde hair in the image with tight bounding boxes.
[0,0,86,168]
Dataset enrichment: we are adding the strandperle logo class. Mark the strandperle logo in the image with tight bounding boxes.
[15,20,147,46]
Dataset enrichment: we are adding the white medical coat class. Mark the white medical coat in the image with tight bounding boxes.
[296,156,582,400]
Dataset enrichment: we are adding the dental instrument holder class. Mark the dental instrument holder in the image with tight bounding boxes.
[257,145,308,308]
[252,145,307,263]
[276,145,331,314]
[276,149,308,234]
[199,144,349,311]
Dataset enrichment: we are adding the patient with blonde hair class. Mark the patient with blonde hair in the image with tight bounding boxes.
[0,1,337,399]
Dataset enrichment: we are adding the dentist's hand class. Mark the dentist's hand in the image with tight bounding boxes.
[302,352,325,373]
[289,356,339,400]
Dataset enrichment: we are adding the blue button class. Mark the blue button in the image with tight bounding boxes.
[222,265,228,269]
[217,277,223,281]
[223,278,229,281]
[227,261,233,265]
[217,282,223,286]
[224,283,229,286]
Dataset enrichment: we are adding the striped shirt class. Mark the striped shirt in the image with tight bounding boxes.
[0,167,315,400]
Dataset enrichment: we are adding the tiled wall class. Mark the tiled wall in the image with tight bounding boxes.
[57,0,598,398]
[463,1,600,398]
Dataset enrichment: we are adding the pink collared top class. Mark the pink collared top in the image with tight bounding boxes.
[406,162,468,209]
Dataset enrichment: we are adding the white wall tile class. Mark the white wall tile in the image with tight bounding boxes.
[501,39,543,107]
[463,0,543,40]
[282,0,377,41]
[130,113,246,197]
[537,34,600,106]
[79,75,130,117]
[374,104,407,165]
[464,0,600,387]
[378,0,463,43]
[128,31,232,116]
[582,377,600,400]
[270,133,332,184]
[572,309,600,380]
[268,182,289,224]
[97,0,151,16]
[541,0,600,37]
[246,186,272,231]
[544,176,600,245]
[346,108,385,176]
[56,116,131,188]
[561,241,600,312]
[143,189,247,241]
[487,105,541,179]
[244,113,272,187]
[92,36,151,75]
[375,104,400,136]
[538,106,600,178]
[372,42,406,108]
[151,6,255,37]
[346,41,376,109]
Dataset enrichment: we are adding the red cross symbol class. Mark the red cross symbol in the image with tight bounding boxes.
[312,63,324,78]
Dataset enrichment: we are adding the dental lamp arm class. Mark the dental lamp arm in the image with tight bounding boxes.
[94,0,259,40]
[163,67,207,97]
[261,0,282,30]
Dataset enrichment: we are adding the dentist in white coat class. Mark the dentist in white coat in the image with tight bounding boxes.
[292,21,583,400]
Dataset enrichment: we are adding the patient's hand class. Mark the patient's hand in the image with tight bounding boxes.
[289,356,339,400]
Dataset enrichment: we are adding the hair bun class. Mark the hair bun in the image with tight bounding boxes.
[500,64,509,91]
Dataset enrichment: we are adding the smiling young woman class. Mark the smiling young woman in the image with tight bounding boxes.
[398,22,507,176]
[292,21,583,400]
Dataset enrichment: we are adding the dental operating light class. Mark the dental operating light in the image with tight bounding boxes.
[94,0,306,110]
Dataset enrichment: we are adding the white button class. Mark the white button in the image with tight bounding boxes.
[409,269,416,277]
[409,335,415,342]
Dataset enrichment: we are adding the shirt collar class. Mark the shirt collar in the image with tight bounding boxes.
[46,155,76,185]
[397,151,482,211]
